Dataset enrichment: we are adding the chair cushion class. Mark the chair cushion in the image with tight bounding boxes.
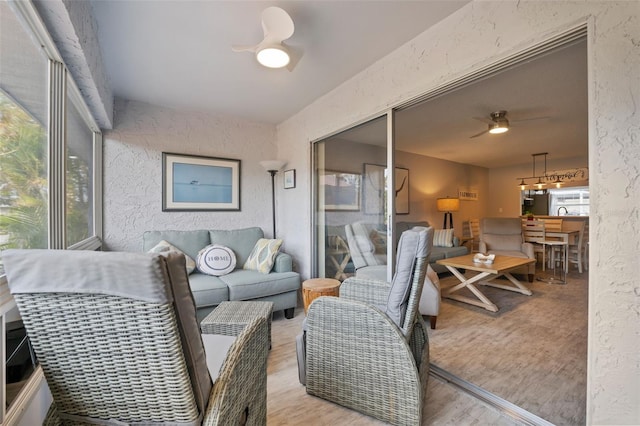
[243,238,282,274]
[385,226,432,328]
[202,334,236,382]
[209,227,263,267]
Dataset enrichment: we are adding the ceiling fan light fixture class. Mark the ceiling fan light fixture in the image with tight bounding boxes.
[256,45,290,68]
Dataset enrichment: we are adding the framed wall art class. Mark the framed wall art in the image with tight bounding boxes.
[363,163,410,215]
[320,170,361,211]
[284,169,296,189]
[162,152,241,211]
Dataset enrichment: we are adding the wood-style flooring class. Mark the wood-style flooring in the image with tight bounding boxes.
[265,265,587,425]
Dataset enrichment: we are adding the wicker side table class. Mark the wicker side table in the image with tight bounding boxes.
[201,301,274,348]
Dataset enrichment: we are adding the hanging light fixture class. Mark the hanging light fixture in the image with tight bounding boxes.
[519,179,527,190]
[516,152,552,191]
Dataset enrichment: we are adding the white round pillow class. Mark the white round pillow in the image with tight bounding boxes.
[196,244,236,276]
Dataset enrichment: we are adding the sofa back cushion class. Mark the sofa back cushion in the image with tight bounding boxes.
[143,230,211,262]
[480,218,523,251]
[209,227,263,268]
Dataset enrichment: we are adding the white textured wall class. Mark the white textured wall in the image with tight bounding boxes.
[103,99,278,254]
[276,1,639,424]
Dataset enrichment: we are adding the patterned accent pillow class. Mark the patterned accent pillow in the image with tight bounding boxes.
[243,238,283,274]
[433,229,454,248]
[196,245,237,276]
[148,240,196,274]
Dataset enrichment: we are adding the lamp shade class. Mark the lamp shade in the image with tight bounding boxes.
[436,197,460,212]
[260,160,286,172]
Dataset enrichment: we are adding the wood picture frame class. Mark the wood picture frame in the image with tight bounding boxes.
[162,152,241,211]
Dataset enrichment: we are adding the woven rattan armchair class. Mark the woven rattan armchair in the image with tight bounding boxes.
[3,249,269,425]
[297,226,433,425]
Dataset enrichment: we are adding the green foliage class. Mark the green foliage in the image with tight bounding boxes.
[0,92,48,250]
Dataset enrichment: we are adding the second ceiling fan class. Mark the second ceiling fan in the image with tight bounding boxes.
[469,110,548,138]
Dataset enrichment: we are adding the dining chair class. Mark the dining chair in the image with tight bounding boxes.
[522,219,546,267]
[567,220,586,273]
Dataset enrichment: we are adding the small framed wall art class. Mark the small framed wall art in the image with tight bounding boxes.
[284,169,296,189]
[162,152,241,211]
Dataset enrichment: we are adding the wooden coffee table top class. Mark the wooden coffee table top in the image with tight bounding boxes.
[436,253,535,275]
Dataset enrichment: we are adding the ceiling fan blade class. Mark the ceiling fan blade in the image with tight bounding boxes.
[472,116,495,125]
[261,7,294,42]
[511,115,551,123]
[231,44,258,53]
[284,43,303,72]
[469,129,489,139]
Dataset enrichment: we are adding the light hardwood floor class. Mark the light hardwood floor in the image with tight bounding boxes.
[431,267,588,425]
[265,265,587,425]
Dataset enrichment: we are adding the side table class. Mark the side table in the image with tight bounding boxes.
[201,301,274,348]
[302,278,341,314]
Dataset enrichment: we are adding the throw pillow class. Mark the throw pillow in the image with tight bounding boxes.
[196,245,237,276]
[369,229,387,254]
[243,238,283,274]
[433,229,454,248]
[148,240,196,274]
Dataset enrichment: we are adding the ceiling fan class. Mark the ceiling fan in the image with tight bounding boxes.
[469,110,548,138]
[232,7,302,71]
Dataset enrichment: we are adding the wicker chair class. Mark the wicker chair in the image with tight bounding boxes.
[3,249,269,425]
[297,226,433,425]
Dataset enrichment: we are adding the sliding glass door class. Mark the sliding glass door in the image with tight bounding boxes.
[312,114,394,281]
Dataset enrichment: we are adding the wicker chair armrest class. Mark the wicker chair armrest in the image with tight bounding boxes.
[305,297,423,424]
[203,316,269,425]
[340,276,390,305]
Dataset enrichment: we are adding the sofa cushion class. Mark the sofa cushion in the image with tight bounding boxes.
[148,240,197,274]
[188,272,229,308]
[433,229,454,248]
[197,244,236,276]
[143,230,210,262]
[243,238,282,274]
[220,270,300,301]
[209,227,263,267]
[441,245,468,259]
[429,248,447,262]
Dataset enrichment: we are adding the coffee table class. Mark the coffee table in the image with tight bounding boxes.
[436,254,535,312]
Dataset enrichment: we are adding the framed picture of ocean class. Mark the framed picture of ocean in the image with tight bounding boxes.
[162,153,241,211]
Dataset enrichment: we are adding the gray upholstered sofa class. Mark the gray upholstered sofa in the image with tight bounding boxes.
[143,227,300,321]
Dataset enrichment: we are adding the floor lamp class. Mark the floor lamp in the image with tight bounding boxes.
[437,197,460,229]
[260,160,286,238]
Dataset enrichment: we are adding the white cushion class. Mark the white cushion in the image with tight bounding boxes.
[148,240,196,274]
[201,334,236,382]
[433,229,454,248]
[197,245,237,276]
